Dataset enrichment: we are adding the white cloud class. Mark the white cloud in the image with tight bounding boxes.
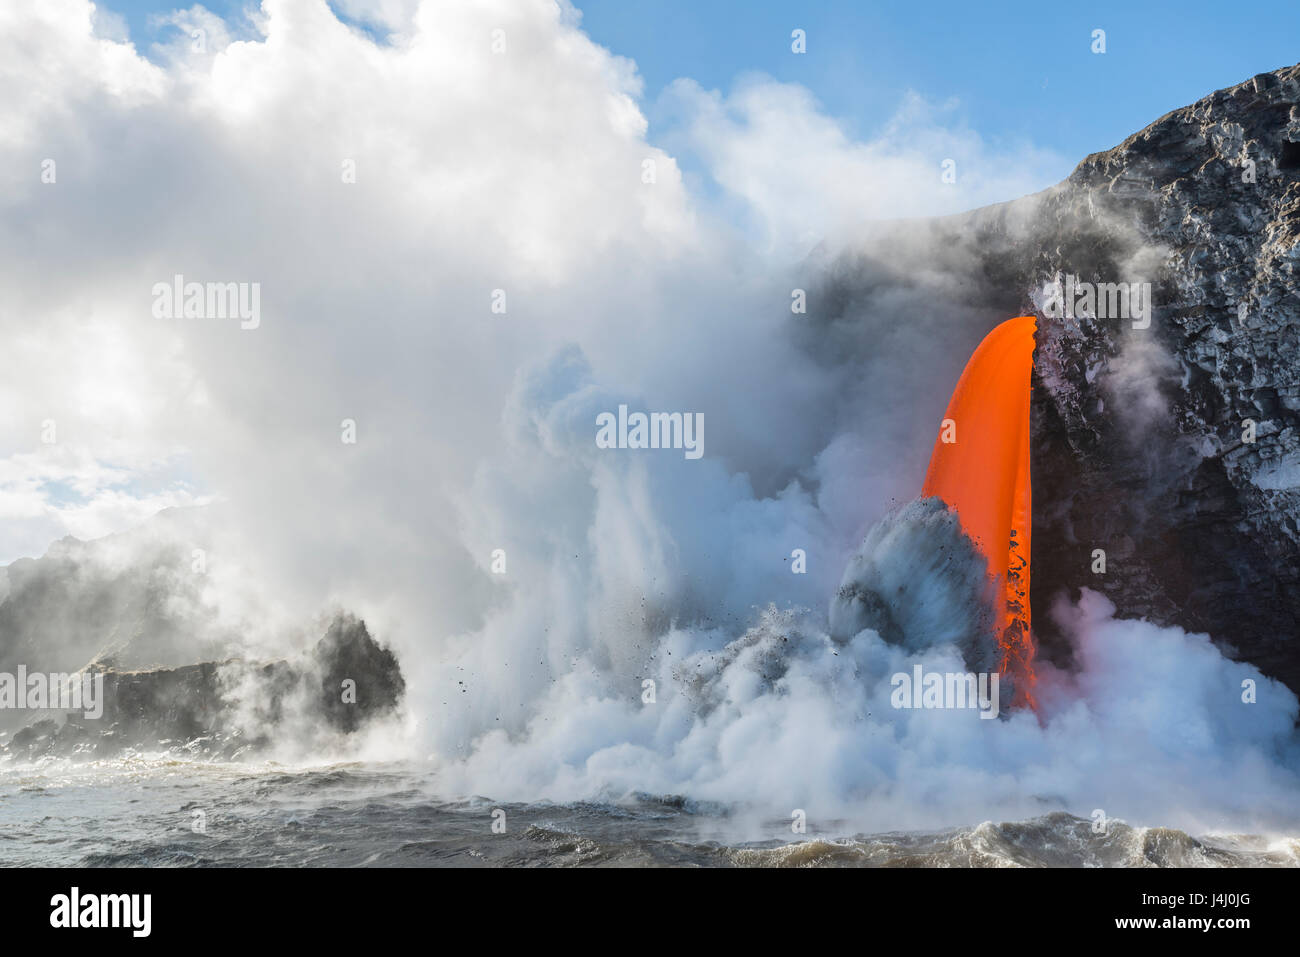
[657,78,1067,256]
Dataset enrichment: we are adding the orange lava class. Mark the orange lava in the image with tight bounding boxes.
[921,316,1038,708]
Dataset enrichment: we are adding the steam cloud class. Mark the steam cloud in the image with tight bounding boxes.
[1,0,1297,839]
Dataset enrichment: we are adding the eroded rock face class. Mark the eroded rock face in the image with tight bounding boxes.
[814,64,1300,691]
[1020,65,1300,687]
[313,615,406,734]
[0,614,405,762]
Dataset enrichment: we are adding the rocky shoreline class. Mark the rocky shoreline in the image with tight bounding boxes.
[0,615,404,762]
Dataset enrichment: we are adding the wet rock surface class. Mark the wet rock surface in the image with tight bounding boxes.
[0,614,405,762]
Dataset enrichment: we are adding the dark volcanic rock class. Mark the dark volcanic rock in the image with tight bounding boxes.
[0,614,405,762]
[812,64,1300,692]
[313,614,406,733]
[1020,64,1300,687]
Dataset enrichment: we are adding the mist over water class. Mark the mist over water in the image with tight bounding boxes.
[4,758,1297,867]
[1,0,1298,864]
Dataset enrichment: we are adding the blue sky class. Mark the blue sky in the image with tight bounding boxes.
[103,0,1300,185]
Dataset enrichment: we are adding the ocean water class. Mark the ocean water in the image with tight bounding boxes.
[2,758,1297,867]
[3,509,1297,869]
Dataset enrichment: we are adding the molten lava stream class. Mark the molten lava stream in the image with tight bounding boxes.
[921,316,1038,708]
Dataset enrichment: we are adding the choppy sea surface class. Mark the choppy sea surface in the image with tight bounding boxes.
[1,758,1297,867]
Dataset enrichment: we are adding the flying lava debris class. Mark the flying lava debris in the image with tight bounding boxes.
[922,316,1038,707]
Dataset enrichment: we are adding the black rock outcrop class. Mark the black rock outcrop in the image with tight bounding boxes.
[812,64,1300,692]
[0,614,405,762]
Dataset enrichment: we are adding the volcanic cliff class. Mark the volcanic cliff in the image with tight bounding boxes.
[815,64,1300,693]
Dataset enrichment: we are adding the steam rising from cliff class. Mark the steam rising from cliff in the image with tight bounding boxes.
[2,1,1297,835]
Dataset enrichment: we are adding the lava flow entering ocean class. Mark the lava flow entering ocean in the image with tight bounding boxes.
[921,316,1038,708]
